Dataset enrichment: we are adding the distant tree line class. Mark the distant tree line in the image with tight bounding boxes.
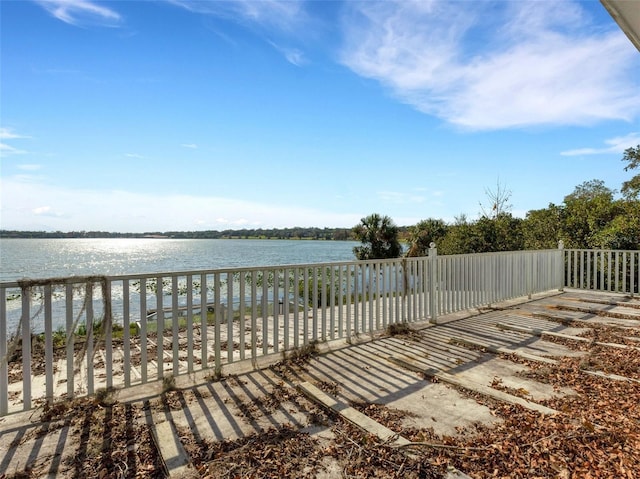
[0,227,354,241]
[353,145,640,259]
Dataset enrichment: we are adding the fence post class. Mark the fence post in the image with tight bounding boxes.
[558,240,565,292]
[429,243,438,324]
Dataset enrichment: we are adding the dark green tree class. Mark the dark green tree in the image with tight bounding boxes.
[438,215,475,255]
[352,213,402,260]
[560,180,622,248]
[405,218,448,257]
[522,204,563,250]
[590,199,640,249]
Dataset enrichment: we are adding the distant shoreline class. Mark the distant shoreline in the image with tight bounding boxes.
[0,227,358,241]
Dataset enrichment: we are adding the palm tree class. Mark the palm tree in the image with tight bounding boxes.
[352,213,402,260]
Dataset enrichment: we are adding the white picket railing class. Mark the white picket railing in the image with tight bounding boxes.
[564,249,639,295]
[0,245,569,416]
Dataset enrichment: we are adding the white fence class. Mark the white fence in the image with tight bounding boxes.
[0,245,572,416]
[564,249,639,295]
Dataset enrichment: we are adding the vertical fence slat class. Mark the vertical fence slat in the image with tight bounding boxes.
[338,266,344,338]
[186,275,194,373]
[330,267,336,339]
[303,268,309,345]
[320,267,327,341]
[632,252,636,297]
[123,280,131,387]
[368,263,374,331]
[200,274,207,369]
[293,268,300,347]
[227,273,234,362]
[622,252,627,294]
[86,281,94,395]
[239,273,246,360]
[66,284,75,398]
[354,264,361,331]
[155,277,163,380]
[0,287,8,416]
[21,287,31,410]
[345,265,352,338]
[215,274,222,373]
[381,263,387,329]
[0,288,7,416]
[274,269,280,353]
[283,268,290,350]
[262,272,269,355]
[139,279,148,384]
[44,285,53,403]
[104,281,113,390]
[172,277,180,375]
[251,271,258,363]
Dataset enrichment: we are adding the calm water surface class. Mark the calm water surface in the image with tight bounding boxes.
[0,238,360,282]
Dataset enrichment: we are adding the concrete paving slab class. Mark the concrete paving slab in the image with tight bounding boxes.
[386,356,559,415]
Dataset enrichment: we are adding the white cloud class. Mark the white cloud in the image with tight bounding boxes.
[34,0,122,27]
[0,128,30,155]
[0,128,29,140]
[561,132,640,156]
[0,143,27,155]
[166,0,306,32]
[32,206,59,216]
[125,153,145,159]
[283,48,306,66]
[181,144,198,149]
[339,0,640,130]
[268,41,307,66]
[0,176,360,232]
[167,1,310,65]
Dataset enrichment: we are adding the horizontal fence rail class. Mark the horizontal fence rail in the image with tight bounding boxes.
[0,246,571,416]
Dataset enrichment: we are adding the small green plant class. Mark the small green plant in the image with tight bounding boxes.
[162,374,176,392]
[387,322,411,336]
[95,386,117,406]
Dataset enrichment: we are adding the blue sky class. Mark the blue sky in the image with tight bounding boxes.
[1,0,639,233]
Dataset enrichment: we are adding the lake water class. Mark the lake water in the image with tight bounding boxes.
[0,238,361,282]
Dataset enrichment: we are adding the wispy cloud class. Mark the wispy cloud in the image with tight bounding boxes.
[339,1,640,130]
[0,143,27,155]
[32,205,65,218]
[34,0,122,27]
[268,41,307,66]
[0,128,30,140]
[181,143,198,149]
[125,153,146,159]
[166,1,310,65]
[0,128,30,155]
[166,0,306,32]
[561,132,640,156]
